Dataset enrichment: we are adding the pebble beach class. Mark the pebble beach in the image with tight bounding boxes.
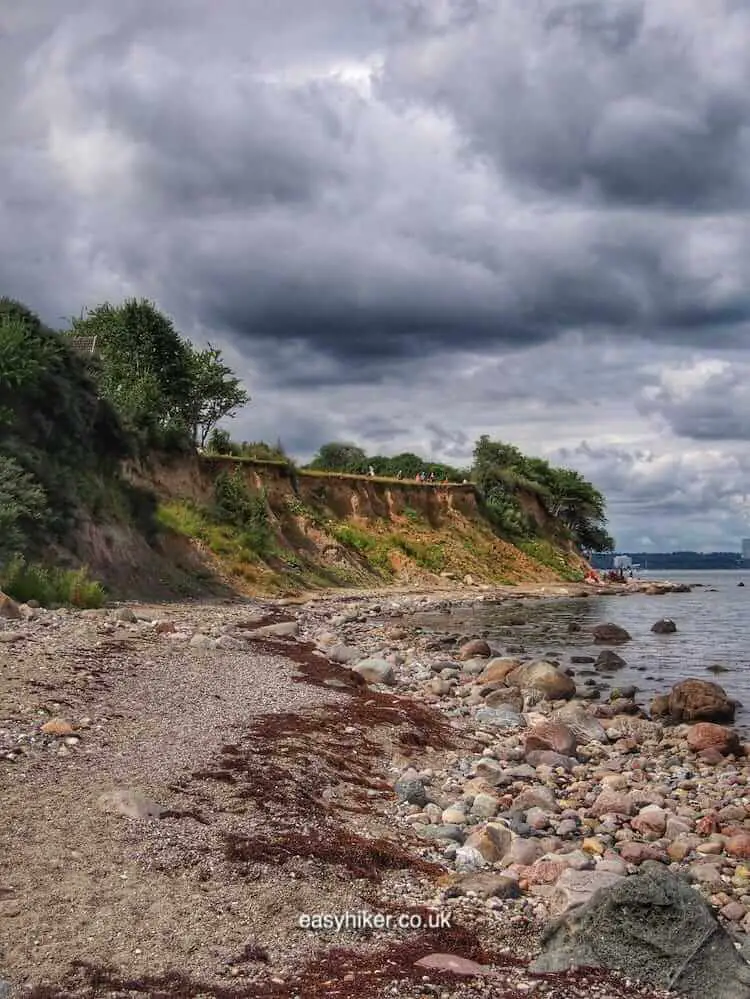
[2,579,750,998]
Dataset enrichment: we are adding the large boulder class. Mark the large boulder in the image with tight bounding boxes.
[480,657,522,683]
[667,679,735,724]
[592,623,632,644]
[506,661,576,700]
[595,649,627,670]
[530,862,750,999]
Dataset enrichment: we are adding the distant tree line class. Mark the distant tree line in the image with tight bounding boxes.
[302,435,614,553]
[306,441,468,482]
[591,551,744,571]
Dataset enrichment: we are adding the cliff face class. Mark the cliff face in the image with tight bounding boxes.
[74,453,583,598]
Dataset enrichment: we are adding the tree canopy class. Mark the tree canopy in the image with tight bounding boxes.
[69,298,249,448]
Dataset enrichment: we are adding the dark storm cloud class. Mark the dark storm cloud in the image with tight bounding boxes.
[5,0,748,374]
[3,0,750,550]
[382,0,750,210]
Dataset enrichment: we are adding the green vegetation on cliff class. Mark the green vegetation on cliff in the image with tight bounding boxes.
[1,292,611,600]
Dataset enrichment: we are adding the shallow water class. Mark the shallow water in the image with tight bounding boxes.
[410,570,750,728]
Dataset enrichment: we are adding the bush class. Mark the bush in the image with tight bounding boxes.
[0,455,49,560]
[0,556,106,608]
[213,469,272,555]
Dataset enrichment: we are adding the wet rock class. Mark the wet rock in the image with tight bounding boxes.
[531,862,750,998]
[686,723,741,757]
[506,661,576,700]
[352,658,395,685]
[593,623,632,644]
[668,679,736,724]
[458,639,491,660]
[571,655,595,664]
[651,619,677,634]
[595,649,627,670]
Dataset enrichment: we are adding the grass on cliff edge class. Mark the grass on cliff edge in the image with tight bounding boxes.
[0,556,106,608]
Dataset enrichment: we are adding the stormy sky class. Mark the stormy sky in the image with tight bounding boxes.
[2,0,750,552]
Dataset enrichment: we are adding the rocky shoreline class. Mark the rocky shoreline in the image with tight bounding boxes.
[1,580,749,998]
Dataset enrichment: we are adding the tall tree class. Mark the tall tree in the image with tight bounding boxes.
[185,345,250,447]
[70,299,193,439]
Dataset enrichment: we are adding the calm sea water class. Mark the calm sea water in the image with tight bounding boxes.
[412,570,750,727]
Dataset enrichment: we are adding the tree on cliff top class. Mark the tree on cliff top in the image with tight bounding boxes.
[471,434,614,551]
[184,345,249,447]
[69,299,249,447]
[308,442,368,474]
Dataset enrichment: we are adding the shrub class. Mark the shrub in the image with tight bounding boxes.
[0,556,106,608]
[0,455,48,561]
[213,469,272,555]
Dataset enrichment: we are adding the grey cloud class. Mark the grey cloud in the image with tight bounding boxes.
[3,0,750,551]
[3,0,748,374]
[382,0,750,210]
[637,360,750,441]
[552,440,750,549]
